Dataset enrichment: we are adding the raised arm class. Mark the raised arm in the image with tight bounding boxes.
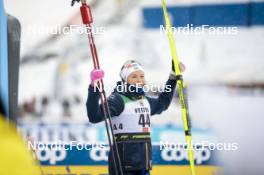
[146,77,177,115]
[146,61,185,115]
[86,85,124,123]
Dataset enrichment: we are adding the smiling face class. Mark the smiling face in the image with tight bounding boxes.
[127,70,145,87]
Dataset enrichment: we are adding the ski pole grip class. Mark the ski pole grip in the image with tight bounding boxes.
[80,4,93,24]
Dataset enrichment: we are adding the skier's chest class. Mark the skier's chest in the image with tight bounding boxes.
[111,98,151,134]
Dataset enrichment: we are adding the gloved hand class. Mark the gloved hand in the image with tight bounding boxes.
[172,60,186,73]
[90,69,104,86]
[170,60,186,80]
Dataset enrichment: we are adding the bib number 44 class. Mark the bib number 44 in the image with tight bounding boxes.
[138,114,150,127]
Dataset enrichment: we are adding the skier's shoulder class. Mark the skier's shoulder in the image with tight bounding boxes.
[107,92,126,116]
[144,94,158,103]
[108,92,124,106]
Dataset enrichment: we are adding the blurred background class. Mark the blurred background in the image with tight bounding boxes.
[2,0,264,174]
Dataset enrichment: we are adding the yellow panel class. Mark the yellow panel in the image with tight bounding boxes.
[41,165,223,175]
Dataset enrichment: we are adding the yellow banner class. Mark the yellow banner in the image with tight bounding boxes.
[41,165,223,175]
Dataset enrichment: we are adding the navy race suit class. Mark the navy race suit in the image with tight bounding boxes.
[86,78,177,175]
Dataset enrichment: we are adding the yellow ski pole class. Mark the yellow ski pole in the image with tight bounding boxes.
[161,0,196,175]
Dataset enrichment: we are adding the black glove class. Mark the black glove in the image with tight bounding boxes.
[170,60,185,80]
[169,60,177,80]
[172,60,186,73]
[172,60,175,72]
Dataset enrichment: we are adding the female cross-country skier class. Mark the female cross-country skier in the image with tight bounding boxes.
[86,60,185,175]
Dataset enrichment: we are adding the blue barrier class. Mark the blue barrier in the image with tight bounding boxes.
[143,2,264,28]
[34,144,219,166]
[143,7,191,28]
[251,2,264,25]
[20,122,222,174]
[191,3,249,26]
[18,122,216,143]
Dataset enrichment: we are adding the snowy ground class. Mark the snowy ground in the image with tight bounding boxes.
[189,86,264,175]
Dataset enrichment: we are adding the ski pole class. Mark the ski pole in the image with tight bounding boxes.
[71,1,123,174]
[161,0,196,175]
